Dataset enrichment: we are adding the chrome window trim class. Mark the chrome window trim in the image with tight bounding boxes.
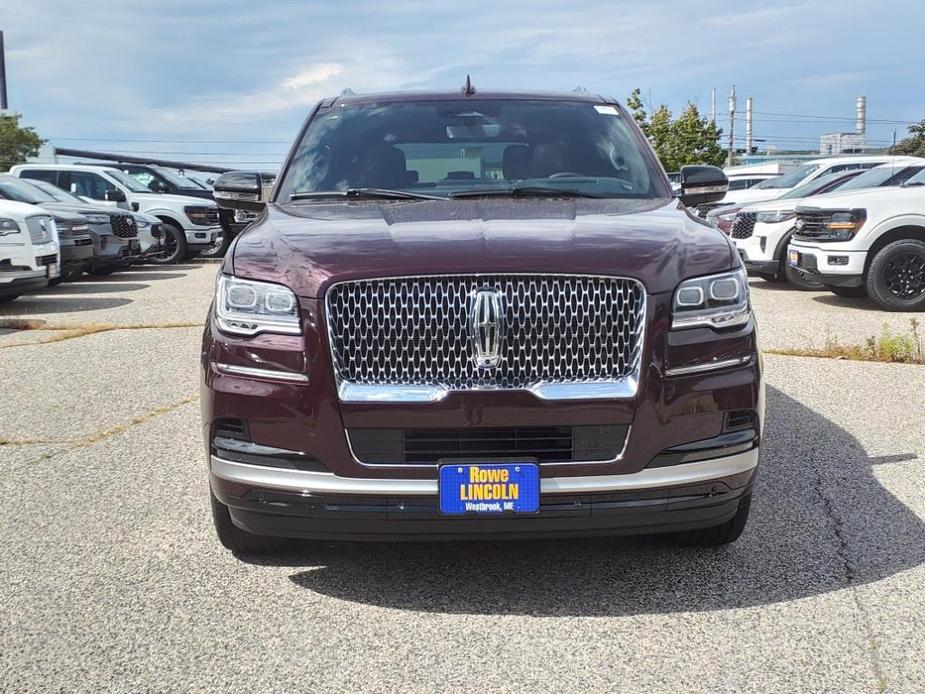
[324,272,647,403]
[210,446,759,497]
[343,425,632,469]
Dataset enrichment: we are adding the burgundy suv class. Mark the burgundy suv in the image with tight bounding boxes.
[203,89,763,555]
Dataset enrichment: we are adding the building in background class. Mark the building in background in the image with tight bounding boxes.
[820,96,867,155]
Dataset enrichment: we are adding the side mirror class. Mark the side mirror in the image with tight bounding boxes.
[678,165,728,207]
[213,171,266,212]
[105,188,127,203]
[148,179,168,193]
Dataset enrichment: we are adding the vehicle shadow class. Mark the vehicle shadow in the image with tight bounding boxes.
[0,296,133,314]
[35,282,150,294]
[85,271,191,282]
[811,294,913,313]
[250,386,925,616]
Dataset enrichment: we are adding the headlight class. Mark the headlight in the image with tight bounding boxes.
[672,267,751,330]
[756,210,796,224]
[0,218,20,236]
[85,214,110,225]
[185,205,217,226]
[214,274,301,337]
[72,223,89,233]
[824,210,865,240]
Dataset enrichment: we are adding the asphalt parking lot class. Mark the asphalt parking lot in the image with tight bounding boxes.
[2,266,925,692]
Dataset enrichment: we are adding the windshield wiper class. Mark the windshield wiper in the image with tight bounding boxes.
[289,188,444,201]
[449,186,604,199]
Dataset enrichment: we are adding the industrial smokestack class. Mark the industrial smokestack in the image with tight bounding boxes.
[711,87,716,124]
[0,32,8,110]
[745,97,753,154]
[856,96,866,135]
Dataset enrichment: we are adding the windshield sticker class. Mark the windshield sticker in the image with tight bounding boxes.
[594,105,620,115]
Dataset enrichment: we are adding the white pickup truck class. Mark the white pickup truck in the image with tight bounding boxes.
[788,167,925,311]
[10,164,220,263]
[0,199,60,302]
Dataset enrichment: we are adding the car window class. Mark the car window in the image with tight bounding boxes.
[0,174,58,204]
[131,171,156,187]
[69,171,118,199]
[277,99,668,201]
[836,165,921,191]
[19,169,59,185]
[752,164,819,190]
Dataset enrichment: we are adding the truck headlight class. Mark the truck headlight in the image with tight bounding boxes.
[0,218,21,236]
[215,274,301,337]
[824,210,865,240]
[756,210,795,224]
[672,267,751,330]
[185,205,217,226]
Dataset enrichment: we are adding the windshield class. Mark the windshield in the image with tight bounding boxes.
[276,99,668,201]
[0,174,57,204]
[29,179,85,203]
[753,163,820,190]
[106,169,151,193]
[778,171,855,200]
[153,167,207,189]
[835,165,908,191]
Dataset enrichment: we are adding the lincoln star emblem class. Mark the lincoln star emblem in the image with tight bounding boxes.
[795,218,805,231]
[469,288,505,369]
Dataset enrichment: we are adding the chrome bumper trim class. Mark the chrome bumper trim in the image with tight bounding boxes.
[338,376,639,403]
[215,363,308,383]
[664,355,753,378]
[210,447,759,497]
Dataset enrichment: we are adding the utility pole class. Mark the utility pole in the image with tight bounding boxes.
[727,85,736,167]
[711,87,716,124]
[745,96,753,154]
[0,31,8,111]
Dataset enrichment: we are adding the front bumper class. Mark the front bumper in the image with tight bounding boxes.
[736,220,792,274]
[60,238,95,267]
[787,242,866,287]
[212,448,758,541]
[0,268,48,296]
[186,226,220,248]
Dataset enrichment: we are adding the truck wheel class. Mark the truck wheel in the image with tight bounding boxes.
[784,263,824,290]
[671,493,752,547]
[827,285,867,298]
[210,491,289,556]
[865,239,925,311]
[148,223,187,264]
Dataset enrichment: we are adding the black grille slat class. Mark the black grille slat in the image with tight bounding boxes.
[794,211,835,240]
[731,212,757,239]
[349,425,627,465]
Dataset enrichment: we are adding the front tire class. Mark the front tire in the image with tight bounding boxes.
[865,239,925,311]
[148,223,187,264]
[210,491,289,556]
[671,493,752,547]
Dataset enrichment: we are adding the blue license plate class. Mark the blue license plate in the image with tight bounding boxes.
[439,463,540,515]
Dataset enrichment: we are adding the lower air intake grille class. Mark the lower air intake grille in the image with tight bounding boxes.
[348,425,628,465]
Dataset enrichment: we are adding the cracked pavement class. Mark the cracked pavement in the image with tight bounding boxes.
[1,264,924,692]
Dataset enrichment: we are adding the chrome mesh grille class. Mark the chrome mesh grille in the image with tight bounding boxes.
[25,216,54,244]
[731,212,757,239]
[326,274,645,391]
[109,214,138,238]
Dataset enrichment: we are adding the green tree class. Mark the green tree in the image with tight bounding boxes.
[0,114,45,171]
[626,89,725,170]
[889,119,925,157]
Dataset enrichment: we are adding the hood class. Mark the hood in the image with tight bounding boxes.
[742,196,804,213]
[134,192,217,207]
[721,188,784,207]
[40,201,113,218]
[0,199,43,220]
[230,198,735,297]
[795,185,925,211]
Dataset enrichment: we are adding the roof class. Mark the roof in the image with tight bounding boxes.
[327,89,617,106]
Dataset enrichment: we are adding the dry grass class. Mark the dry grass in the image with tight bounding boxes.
[768,318,925,365]
[0,320,200,349]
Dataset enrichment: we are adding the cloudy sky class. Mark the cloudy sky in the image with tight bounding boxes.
[4,0,924,169]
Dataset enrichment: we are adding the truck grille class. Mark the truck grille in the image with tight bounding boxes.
[793,211,834,240]
[109,214,138,239]
[730,212,757,239]
[326,274,645,392]
[349,425,629,465]
[25,216,54,244]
